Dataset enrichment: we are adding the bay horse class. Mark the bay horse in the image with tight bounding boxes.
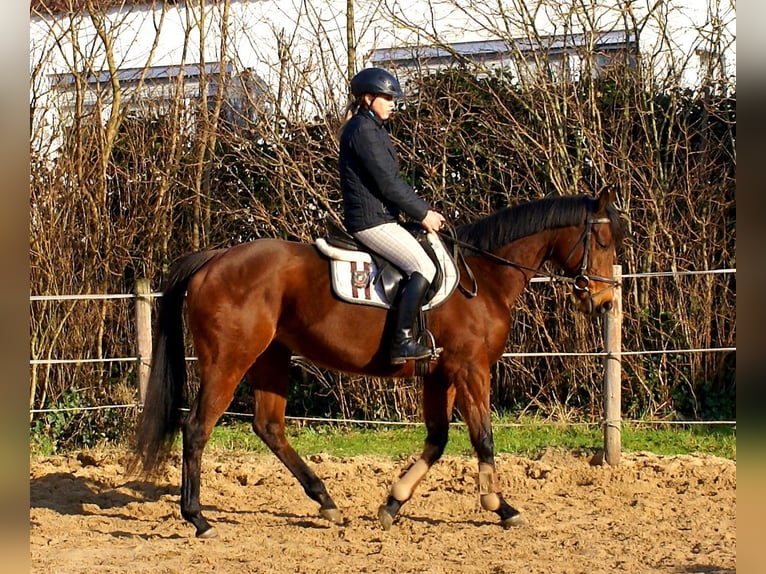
[133,188,623,538]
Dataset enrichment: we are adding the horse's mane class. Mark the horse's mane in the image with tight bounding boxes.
[454,194,624,252]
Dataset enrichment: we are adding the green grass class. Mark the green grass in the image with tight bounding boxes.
[205,418,736,460]
[29,416,735,460]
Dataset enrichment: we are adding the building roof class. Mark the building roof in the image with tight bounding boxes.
[368,30,636,69]
[31,1,170,16]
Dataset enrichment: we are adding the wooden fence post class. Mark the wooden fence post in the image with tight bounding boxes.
[134,278,152,405]
[603,264,623,465]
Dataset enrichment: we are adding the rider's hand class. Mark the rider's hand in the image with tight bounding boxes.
[421,210,446,234]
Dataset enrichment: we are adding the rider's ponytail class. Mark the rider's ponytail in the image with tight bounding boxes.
[338,99,360,137]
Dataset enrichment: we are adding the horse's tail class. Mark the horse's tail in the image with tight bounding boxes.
[130,249,224,475]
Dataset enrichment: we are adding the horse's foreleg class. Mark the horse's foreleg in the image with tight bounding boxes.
[378,377,454,530]
[249,345,343,524]
[460,393,522,529]
[473,423,522,528]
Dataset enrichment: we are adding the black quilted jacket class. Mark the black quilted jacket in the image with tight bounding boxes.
[339,109,430,233]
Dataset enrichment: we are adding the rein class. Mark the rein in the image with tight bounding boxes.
[438,212,620,299]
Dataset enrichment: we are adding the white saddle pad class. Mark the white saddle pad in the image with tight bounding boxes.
[315,232,459,310]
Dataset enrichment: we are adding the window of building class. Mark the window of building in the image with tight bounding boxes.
[50,62,272,130]
[367,29,638,89]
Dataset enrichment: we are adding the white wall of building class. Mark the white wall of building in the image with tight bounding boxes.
[30,0,735,152]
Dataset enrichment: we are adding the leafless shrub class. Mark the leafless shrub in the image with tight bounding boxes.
[29,1,735,447]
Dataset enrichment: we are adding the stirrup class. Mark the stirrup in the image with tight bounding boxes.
[390,332,442,364]
[390,349,432,365]
[421,330,442,360]
[390,341,432,365]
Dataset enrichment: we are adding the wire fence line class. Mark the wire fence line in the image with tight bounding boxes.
[27,403,736,427]
[29,267,736,424]
[28,268,736,302]
[28,346,736,366]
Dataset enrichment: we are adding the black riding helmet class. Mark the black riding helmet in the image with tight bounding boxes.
[350,67,403,98]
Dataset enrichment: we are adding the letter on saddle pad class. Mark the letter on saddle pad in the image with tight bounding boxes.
[314,232,459,310]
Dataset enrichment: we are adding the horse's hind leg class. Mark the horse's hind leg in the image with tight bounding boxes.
[181,361,245,538]
[248,343,343,524]
[378,375,455,530]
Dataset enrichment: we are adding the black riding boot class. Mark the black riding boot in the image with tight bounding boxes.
[390,272,435,365]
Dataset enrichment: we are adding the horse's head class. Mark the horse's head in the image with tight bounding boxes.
[452,189,625,316]
[554,188,624,316]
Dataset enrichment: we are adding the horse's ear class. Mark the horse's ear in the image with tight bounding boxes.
[596,187,616,211]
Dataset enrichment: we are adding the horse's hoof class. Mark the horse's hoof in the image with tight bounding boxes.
[196,526,218,539]
[501,513,523,529]
[378,505,395,531]
[320,507,344,524]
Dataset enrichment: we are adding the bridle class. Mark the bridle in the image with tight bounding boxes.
[439,208,621,303]
[562,213,620,301]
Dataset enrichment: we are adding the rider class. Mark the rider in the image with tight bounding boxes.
[338,67,446,365]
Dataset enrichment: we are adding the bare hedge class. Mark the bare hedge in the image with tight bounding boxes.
[29,64,735,449]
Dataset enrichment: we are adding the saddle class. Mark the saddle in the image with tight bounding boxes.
[314,221,459,310]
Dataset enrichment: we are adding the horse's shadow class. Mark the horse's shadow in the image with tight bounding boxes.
[219,497,498,530]
[218,506,347,529]
[677,568,734,574]
[31,472,359,532]
[397,513,496,529]
[30,471,177,517]
[30,472,495,534]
